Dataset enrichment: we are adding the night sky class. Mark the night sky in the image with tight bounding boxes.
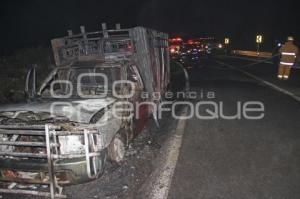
[0,0,298,55]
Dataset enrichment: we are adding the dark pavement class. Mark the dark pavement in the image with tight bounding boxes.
[168,57,300,199]
[216,56,300,97]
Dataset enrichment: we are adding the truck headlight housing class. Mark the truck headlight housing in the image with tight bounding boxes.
[58,135,85,155]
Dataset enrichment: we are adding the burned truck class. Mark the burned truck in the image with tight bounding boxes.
[0,23,170,198]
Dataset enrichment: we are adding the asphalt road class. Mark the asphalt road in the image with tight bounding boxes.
[167,57,300,199]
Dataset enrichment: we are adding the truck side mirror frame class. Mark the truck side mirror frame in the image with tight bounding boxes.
[25,64,37,101]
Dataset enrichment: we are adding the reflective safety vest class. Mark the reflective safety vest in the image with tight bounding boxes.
[279,41,299,66]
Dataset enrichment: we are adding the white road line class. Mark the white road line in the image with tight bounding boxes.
[144,106,189,199]
[213,59,300,102]
[236,68,300,102]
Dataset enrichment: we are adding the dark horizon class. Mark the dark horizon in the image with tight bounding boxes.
[0,0,298,55]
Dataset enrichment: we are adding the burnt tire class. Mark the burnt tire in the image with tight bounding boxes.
[108,133,126,163]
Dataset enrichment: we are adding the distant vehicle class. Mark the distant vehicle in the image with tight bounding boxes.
[0,24,170,198]
[191,38,224,55]
[169,37,184,59]
[177,44,201,69]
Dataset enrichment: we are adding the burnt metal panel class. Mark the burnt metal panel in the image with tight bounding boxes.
[50,25,170,104]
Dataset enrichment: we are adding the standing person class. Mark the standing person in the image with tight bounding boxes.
[278,36,299,80]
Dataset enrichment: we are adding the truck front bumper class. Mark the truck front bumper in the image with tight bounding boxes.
[0,149,107,186]
[0,124,107,186]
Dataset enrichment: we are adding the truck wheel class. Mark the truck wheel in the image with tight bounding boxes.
[108,134,125,163]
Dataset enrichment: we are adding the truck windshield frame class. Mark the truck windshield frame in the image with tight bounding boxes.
[38,65,122,99]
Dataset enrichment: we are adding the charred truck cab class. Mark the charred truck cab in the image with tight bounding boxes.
[0,24,170,198]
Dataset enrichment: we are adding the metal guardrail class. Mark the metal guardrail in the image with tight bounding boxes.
[232,50,272,58]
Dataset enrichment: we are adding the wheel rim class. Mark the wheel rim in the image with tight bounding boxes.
[109,136,125,163]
